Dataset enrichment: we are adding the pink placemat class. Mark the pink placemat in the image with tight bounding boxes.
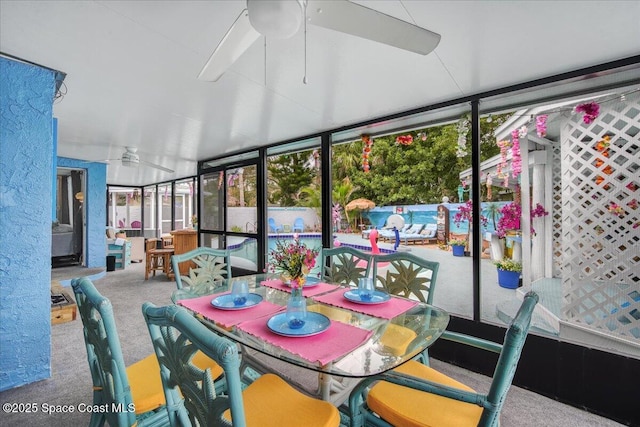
[177,293,283,328]
[261,279,339,297]
[237,317,373,366]
[311,290,418,319]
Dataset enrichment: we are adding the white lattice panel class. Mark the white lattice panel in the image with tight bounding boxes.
[561,94,640,341]
[551,144,563,278]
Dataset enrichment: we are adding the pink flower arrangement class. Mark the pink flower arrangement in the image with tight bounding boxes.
[496,202,549,238]
[536,115,548,137]
[575,102,600,124]
[267,238,319,288]
[511,129,522,179]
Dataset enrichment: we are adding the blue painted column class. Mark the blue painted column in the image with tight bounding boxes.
[0,57,57,390]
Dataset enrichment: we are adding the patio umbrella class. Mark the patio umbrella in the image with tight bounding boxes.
[346,198,376,211]
[346,198,376,228]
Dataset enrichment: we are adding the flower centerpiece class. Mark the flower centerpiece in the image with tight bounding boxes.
[267,238,320,329]
[267,238,319,288]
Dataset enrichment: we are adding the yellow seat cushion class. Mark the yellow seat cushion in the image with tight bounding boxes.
[223,373,340,427]
[191,350,224,381]
[126,354,166,414]
[379,323,418,356]
[127,351,223,415]
[367,360,483,427]
[308,304,352,323]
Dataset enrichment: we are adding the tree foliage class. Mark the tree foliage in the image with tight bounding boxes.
[266,115,507,209]
[267,152,315,206]
[333,116,505,206]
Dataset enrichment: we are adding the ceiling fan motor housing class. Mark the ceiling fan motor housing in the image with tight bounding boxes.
[121,151,140,167]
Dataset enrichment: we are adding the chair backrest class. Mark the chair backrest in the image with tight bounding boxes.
[130,220,141,229]
[142,303,247,427]
[371,252,439,304]
[268,217,279,232]
[480,291,539,425]
[321,246,373,286]
[293,217,304,231]
[172,246,232,290]
[145,238,160,252]
[71,277,137,427]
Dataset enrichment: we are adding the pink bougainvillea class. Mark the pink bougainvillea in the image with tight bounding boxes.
[496,202,549,238]
[575,102,600,124]
[511,129,522,179]
[536,115,548,137]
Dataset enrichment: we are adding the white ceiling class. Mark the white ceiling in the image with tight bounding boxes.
[1,0,639,186]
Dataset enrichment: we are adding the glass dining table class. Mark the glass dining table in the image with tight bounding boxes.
[172,274,450,402]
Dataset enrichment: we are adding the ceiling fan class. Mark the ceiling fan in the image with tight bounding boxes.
[105,147,174,173]
[198,0,441,82]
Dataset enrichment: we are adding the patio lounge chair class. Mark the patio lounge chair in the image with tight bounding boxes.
[398,223,425,244]
[380,223,411,242]
[293,217,305,232]
[268,217,282,233]
[400,223,438,245]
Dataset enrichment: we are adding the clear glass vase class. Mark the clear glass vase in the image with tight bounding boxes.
[286,286,307,329]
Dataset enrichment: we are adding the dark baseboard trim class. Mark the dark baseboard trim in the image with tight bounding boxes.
[429,316,639,426]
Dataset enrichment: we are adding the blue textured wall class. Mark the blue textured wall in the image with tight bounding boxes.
[57,157,107,268]
[0,57,56,391]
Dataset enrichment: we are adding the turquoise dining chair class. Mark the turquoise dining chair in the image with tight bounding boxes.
[371,252,439,304]
[172,247,232,290]
[142,303,341,427]
[72,277,224,427]
[347,292,539,427]
[371,252,440,364]
[321,246,374,287]
[72,277,169,427]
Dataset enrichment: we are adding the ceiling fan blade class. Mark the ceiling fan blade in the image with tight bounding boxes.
[138,159,174,173]
[306,0,441,55]
[198,9,261,82]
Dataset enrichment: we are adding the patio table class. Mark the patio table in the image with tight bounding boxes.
[172,274,450,401]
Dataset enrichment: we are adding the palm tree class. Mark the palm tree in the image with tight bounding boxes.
[298,184,322,220]
[485,202,501,231]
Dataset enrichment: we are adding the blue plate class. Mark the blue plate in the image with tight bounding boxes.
[267,312,330,337]
[284,277,320,288]
[344,289,390,305]
[211,293,262,310]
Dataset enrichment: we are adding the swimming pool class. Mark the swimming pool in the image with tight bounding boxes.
[367,202,506,234]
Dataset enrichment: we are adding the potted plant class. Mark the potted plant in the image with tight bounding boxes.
[494,258,522,289]
[449,238,467,257]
